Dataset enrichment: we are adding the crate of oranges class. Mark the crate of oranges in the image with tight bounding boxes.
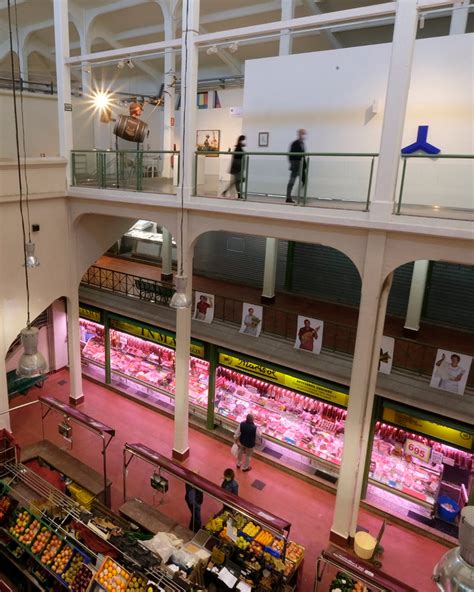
[94,556,131,591]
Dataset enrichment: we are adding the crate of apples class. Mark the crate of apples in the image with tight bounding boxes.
[126,573,148,592]
[0,495,12,523]
[19,518,40,546]
[40,534,63,565]
[96,556,131,591]
[9,510,31,538]
[51,544,73,575]
[63,552,85,585]
[71,563,94,592]
[31,526,52,555]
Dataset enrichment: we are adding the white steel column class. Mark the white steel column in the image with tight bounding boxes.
[161,227,174,281]
[53,0,74,185]
[67,293,84,405]
[331,232,392,542]
[162,13,176,179]
[18,48,29,85]
[0,309,10,430]
[450,0,469,34]
[279,0,295,56]
[178,0,199,197]
[404,260,429,333]
[371,0,418,216]
[262,238,279,304]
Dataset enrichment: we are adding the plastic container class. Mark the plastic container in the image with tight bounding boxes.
[353,531,377,560]
[437,495,460,523]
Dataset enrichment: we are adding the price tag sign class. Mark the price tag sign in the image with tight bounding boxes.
[431,450,443,465]
[404,438,431,463]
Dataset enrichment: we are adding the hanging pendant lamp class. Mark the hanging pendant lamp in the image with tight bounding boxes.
[16,326,47,378]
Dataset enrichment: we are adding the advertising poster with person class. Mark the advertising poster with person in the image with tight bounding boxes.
[239,303,263,338]
[379,336,395,375]
[430,349,472,395]
[294,316,324,354]
[193,292,214,323]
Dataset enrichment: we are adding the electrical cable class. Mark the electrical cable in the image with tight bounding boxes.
[13,0,31,241]
[7,0,31,326]
[178,0,191,278]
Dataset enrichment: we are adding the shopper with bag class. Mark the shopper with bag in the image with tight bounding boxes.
[234,414,258,472]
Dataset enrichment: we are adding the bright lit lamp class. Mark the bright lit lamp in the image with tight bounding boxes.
[16,326,47,378]
[170,275,191,309]
[93,91,112,111]
[24,241,40,268]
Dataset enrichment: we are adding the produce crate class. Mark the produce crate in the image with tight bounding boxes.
[68,482,96,510]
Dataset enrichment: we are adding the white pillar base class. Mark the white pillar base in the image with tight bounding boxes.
[404,260,429,334]
[262,237,278,304]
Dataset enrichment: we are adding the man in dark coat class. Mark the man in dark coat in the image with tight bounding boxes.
[286,129,307,204]
[235,414,258,472]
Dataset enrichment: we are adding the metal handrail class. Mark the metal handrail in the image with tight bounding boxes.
[195,150,379,157]
[401,153,474,159]
[71,149,179,154]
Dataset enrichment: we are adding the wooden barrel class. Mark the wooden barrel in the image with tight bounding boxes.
[113,114,148,143]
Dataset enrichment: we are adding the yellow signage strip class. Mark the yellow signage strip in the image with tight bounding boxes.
[382,408,473,450]
[110,318,205,358]
[218,353,348,407]
[79,305,102,323]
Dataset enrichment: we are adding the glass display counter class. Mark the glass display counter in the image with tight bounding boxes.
[214,366,346,470]
[79,319,209,415]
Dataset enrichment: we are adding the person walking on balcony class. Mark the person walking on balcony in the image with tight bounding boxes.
[222,135,246,199]
[286,129,307,204]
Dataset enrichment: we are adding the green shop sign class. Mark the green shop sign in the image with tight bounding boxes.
[79,304,103,323]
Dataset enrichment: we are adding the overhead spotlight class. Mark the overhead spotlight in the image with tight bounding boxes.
[206,45,218,55]
[92,90,112,111]
[24,241,40,268]
[82,62,91,74]
[126,59,134,69]
[117,60,125,69]
[170,275,191,309]
[228,42,239,54]
[16,326,47,378]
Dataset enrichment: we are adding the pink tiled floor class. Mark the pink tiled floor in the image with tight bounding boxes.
[9,370,448,591]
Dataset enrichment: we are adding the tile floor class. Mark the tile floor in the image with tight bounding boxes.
[9,371,449,592]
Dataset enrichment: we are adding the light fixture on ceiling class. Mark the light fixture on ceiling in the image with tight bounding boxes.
[206,45,218,55]
[7,0,46,378]
[170,275,191,309]
[117,60,125,69]
[126,59,134,69]
[24,241,40,268]
[228,42,239,54]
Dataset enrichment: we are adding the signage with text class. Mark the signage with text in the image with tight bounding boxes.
[79,305,102,323]
[382,407,473,450]
[218,353,348,407]
[404,438,431,463]
[110,318,205,358]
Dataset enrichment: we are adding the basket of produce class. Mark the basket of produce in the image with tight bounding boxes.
[0,495,16,525]
[285,541,304,566]
[51,544,74,577]
[62,549,91,586]
[31,526,52,555]
[9,509,32,539]
[94,555,131,591]
[125,572,148,592]
[40,533,63,566]
[437,496,460,523]
[71,563,94,592]
[329,571,367,592]
[242,521,261,539]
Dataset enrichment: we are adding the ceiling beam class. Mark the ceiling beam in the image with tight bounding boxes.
[199,24,243,76]
[303,0,342,48]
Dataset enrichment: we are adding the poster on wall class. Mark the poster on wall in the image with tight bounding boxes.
[240,303,263,338]
[430,349,472,395]
[294,316,324,354]
[193,292,214,324]
[196,129,220,156]
[378,336,395,375]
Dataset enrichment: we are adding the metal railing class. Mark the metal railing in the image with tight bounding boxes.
[82,265,175,305]
[194,150,378,210]
[71,149,180,195]
[0,76,55,94]
[396,153,474,219]
[80,264,474,386]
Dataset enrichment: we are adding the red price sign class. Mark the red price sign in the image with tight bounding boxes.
[404,438,431,463]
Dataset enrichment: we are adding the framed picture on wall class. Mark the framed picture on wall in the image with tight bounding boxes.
[258,132,269,147]
[196,129,220,156]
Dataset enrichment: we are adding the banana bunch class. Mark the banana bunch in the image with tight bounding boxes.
[255,530,273,546]
[205,517,224,533]
[243,522,260,537]
[235,536,250,550]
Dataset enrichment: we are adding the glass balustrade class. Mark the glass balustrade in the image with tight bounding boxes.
[396,155,474,220]
[71,150,179,195]
[194,151,377,210]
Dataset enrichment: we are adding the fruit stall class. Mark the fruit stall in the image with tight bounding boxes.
[314,546,417,592]
[122,443,305,591]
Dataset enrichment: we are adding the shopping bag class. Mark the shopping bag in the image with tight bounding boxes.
[231,443,239,458]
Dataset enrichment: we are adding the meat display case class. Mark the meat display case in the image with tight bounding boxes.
[214,366,346,469]
[80,319,209,413]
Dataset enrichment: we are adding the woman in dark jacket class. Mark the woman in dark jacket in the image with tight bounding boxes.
[222,135,246,199]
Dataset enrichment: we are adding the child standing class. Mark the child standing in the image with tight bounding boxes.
[221,468,239,496]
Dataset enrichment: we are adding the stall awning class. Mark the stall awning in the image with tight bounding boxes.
[125,442,291,535]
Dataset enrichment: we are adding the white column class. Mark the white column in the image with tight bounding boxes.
[0,308,10,430]
[161,227,173,281]
[331,232,392,542]
[371,0,418,216]
[81,62,92,97]
[279,0,295,56]
[178,0,199,197]
[450,0,469,34]
[162,16,176,178]
[262,238,278,304]
[66,293,84,405]
[53,0,73,183]
[404,260,429,333]
[18,48,29,85]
